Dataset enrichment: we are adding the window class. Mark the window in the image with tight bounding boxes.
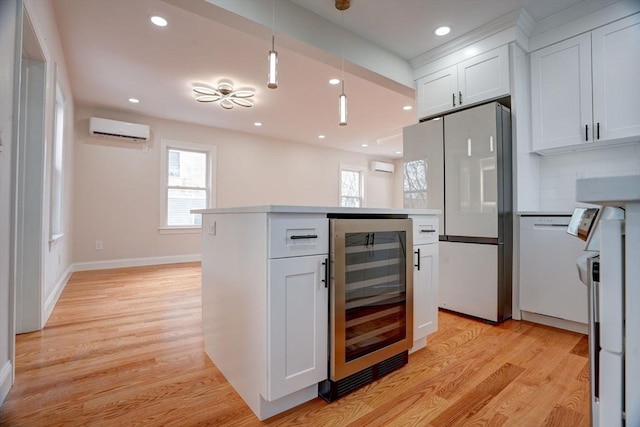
[340,165,364,207]
[50,81,65,242]
[160,139,215,230]
[403,159,428,208]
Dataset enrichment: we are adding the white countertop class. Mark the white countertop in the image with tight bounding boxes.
[576,175,640,205]
[517,211,574,216]
[193,205,440,215]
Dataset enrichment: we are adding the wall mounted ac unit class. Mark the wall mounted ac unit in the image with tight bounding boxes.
[370,161,395,173]
[89,117,150,141]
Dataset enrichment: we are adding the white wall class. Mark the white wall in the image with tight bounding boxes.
[0,0,21,406]
[21,0,75,328]
[73,106,399,266]
[539,143,640,212]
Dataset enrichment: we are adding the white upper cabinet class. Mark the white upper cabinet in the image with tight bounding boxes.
[531,14,640,153]
[416,45,510,119]
[531,34,593,151]
[458,46,510,108]
[592,15,640,142]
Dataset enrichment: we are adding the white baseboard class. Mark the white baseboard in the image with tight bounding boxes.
[73,254,201,272]
[0,360,13,407]
[43,264,74,325]
[521,310,588,334]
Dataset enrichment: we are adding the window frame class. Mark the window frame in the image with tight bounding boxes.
[49,76,65,246]
[339,164,365,207]
[159,139,216,233]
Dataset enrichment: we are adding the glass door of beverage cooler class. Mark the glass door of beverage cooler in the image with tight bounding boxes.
[330,218,413,381]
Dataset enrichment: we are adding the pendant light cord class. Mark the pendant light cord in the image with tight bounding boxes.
[340,10,344,92]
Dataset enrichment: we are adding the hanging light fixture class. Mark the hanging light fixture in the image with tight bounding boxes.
[267,0,278,89]
[338,0,350,126]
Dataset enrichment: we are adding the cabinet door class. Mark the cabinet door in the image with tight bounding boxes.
[531,33,593,151]
[267,255,328,401]
[413,243,439,342]
[416,65,457,118]
[592,14,640,142]
[458,45,510,108]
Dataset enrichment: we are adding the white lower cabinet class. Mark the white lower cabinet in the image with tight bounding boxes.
[413,243,439,345]
[410,215,439,352]
[267,255,328,401]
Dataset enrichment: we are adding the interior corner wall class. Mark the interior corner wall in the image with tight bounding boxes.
[22,0,75,327]
[0,0,21,406]
[72,106,399,265]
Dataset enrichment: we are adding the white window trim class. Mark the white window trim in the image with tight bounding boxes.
[49,68,66,247]
[159,138,216,232]
[339,164,366,207]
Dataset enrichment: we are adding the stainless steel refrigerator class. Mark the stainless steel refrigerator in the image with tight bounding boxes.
[403,102,512,323]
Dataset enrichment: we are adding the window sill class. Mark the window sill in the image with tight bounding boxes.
[158,226,202,235]
[49,233,64,247]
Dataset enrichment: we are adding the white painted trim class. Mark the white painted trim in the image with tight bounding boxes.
[43,264,73,325]
[521,310,588,335]
[529,2,640,52]
[73,254,201,272]
[412,27,516,81]
[410,9,522,70]
[0,361,13,406]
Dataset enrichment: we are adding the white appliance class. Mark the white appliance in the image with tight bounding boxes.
[403,102,512,323]
[519,214,588,328]
[89,117,150,141]
[574,174,640,427]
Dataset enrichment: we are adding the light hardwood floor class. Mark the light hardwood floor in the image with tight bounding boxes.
[0,263,590,426]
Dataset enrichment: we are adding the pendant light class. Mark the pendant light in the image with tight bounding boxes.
[338,0,349,126]
[267,0,278,89]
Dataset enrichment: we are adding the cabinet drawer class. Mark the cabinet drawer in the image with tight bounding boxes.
[411,216,439,245]
[269,215,328,258]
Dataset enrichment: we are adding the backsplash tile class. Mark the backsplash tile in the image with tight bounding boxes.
[539,143,640,211]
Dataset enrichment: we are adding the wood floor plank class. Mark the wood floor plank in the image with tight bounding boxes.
[0,263,590,426]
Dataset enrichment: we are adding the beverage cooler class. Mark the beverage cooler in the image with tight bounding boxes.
[320,217,413,401]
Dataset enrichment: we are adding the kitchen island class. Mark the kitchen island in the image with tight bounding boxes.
[193,205,439,420]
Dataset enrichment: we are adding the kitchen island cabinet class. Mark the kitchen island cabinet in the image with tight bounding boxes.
[194,205,439,420]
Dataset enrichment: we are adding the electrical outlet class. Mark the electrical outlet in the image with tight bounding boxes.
[95,240,103,250]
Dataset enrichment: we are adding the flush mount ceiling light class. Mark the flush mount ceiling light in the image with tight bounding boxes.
[435,26,451,36]
[150,15,168,27]
[193,83,255,109]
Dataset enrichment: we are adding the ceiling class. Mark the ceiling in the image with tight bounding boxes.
[51,0,608,159]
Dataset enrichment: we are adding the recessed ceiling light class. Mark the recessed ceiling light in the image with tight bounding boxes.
[329,78,340,85]
[361,144,368,147]
[150,15,168,27]
[435,26,451,36]
[396,151,402,154]
[432,117,441,121]
[128,98,140,103]
[402,105,413,111]
[254,122,262,127]
[318,135,326,139]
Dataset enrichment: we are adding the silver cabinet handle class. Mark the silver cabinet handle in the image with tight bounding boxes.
[459,91,463,105]
[452,93,456,107]
[420,229,436,233]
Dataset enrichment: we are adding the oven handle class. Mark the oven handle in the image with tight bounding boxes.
[414,248,421,271]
